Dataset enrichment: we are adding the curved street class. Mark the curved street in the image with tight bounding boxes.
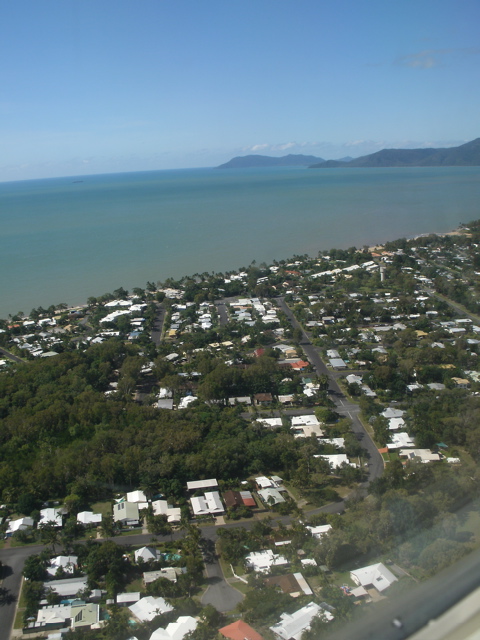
[275,296,384,486]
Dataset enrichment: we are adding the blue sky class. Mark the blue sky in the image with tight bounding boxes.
[1,0,479,181]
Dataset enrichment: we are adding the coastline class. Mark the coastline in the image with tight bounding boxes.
[2,165,479,319]
[2,222,468,323]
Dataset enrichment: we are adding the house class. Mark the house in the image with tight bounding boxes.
[157,399,174,410]
[381,407,404,419]
[44,576,88,597]
[151,499,182,523]
[5,516,34,537]
[126,490,148,504]
[113,501,140,524]
[47,555,78,577]
[257,417,283,428]
[318,437,344,448]
[264,572,313,597]
[117,592,141,606]
[452,377,470,389]
[71,602,100,629]
[399,449,441,463]
[258,488,285,505]
[270,602,333,640]
[245,549,288,573]
[77,511,102,526]
[129,596,173,622]
[350,562,397,592]
[144,567,184,584]
[190,491,224,516]
[219,620,264,640]
[307,524,332,539]
[223,490,256,509]
[329,358,347,369]
[39,507,63,528]
[228,396,252,405]
[150,616,198,640]
[387,432,415,449]
[186,478,218,491]
[36,603,72,626]
[316,454,356,469]
[135,546,159,563]
[254,393,273,406]
[255,476,275,489]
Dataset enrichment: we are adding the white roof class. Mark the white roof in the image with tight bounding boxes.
[144,567,181,584]
[135,546,159,563]
[47,555,78,577]
[190,491,224,515]
[127,490,148,503]
[149,616,198,640]
[270,601,333,640]
[39,508,62,527]
[255,476,274,488]
[317,454,355,469]
[307,524,332,539]
[45,577,88,597]
[187,479,218,490]
[257,417,283,428]
[6,516,34,534]
[151,500,182,523]
[37,604,72,625]
[178,396,197,409]
[293,572,313,596]
[387,432,415,449]
[129,596,173,622]
[399,448,441,462]
[246,549,289,573]
[318,438,345,448]
[350,562,397,592]
[117,592,141,604]
[258,488,285,505]
[382,407,404,419]
[388,417,406,430]
[77,511,102,525]
[291,415,320,427]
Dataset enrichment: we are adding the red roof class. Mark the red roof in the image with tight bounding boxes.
[219,620,264,640]
[290,360,310,369]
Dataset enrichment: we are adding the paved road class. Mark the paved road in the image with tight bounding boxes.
[326,546,480,640]
[200,538,244,612]
[0,543,44,637]
[215,301,229,326]
[0,347,24,365]
[276,297,384,486]
[150,303,166,346]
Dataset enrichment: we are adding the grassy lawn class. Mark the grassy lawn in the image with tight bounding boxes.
[229,580,250,595]
[457,501,480,543]
[13,578,26,629]
[91,500,113,517]
[331,570,356,588]
[124,577,144,592]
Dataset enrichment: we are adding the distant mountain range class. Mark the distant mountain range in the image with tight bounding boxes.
[217,154,325,168]
[310,138,480,168]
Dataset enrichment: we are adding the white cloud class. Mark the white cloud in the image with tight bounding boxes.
[396,47,480,69]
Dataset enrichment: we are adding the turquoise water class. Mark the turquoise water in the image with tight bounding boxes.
[1,166,479,318]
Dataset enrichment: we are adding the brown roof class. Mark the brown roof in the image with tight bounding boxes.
[223,490,243,509]
[254,393,273,402]
[223,490,256,508]
[219,620,264,640]
[264,573,301,594]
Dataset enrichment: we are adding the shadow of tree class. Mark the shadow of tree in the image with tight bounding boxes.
[0,587,16,606]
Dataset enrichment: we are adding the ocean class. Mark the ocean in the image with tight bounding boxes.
[1,166,479,318]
